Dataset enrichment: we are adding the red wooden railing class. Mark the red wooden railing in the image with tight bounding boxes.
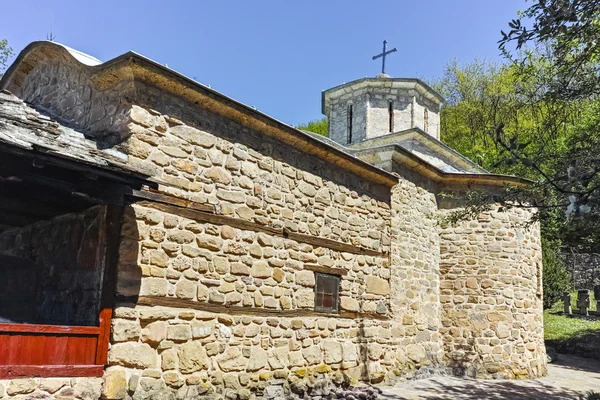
[0,308,111,378]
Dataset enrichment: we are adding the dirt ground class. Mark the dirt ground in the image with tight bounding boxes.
[380,354,600,399]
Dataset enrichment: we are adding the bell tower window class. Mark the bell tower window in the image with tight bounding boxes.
[347,104,353,144]
[388,101,394,132]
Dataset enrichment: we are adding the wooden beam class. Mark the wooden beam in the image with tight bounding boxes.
[136,200,283,237]
[0,144,150,188]
[129,189,214,213]
[0,323,100,335]
[284,230,383,257]
[97,205,124,365]
[134,296,389,321]
[0,196,74,218]
[135,196,386,257]
[304,264,349,276]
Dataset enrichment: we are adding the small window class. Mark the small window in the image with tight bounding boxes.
[424,108,429,132]
[347,104,353,144]
[314,273,340,313]
[388,101,394,132]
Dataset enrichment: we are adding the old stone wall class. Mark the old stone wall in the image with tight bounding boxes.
[438,206,547,379]
[105,200,399,398]
[563,252,600,290]
[326,84,441,143]
[0,378,102,399]
[0,47,548,399]
[123,81,391,254]
[327,92,369,145]
[7,53,134,143]
[388,180,444,375]
[366,95,412,139]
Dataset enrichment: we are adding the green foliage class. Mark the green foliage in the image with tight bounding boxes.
[435,56,577,178]
[499,0,600,101]
[544,291,600,359]
[480,1,600,253]
[435,54,600,252]
[542,239,573,309]
[297,118,328,137]
[585,391,600,400]
[0,39,13,79]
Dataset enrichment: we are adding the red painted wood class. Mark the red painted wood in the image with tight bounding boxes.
[0,336,9,364]
[7,335,22,365]
[52,335,69,365]
[0,332,98,366]
[18,335,35,364]
[0,365,103,378]
[95,308,112,365]
[0,323,100,335]
[84,336,98,364]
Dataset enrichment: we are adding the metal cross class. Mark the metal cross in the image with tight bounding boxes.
[372,40,397,74]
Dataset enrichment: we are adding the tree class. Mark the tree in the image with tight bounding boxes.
[436,58,577,307]
[0,39,13,79]
[297,118,328,137]
[542,238,573,309]
[500,0,600,101]
[488,2,600,253]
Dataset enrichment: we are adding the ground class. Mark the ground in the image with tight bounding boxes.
[380,354,600,399]
[545,291,600,359]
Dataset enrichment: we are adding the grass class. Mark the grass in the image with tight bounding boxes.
[544,290,600,358]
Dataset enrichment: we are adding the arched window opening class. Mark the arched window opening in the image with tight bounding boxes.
[388,101,394,132]
[347,104,353,144]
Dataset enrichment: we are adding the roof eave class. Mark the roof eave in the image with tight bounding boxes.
[1,41,399,189]
[354,144,532,188]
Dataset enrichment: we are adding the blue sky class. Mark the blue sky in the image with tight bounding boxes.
[1,1,526,125]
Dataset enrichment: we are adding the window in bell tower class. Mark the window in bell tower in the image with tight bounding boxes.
[347,104,353,144]
[388,101,394,132]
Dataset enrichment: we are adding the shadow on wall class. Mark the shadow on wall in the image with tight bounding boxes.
[0,205,119,326]
[114,205,142,301]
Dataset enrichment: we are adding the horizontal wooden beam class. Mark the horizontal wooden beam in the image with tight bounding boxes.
[284,230,383,257]
[0,365,104,378]
[134,194,386,257]
[129,189,214,213]
[134,296,389,321]
[304,264,349,276]
[0,323,100,335]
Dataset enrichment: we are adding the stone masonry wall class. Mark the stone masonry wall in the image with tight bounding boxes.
[120,203,391,316]
[326,84,441,144]
[0,378,102,399]
[563,252,600,290]
[104,202,401,399]
[388,180,444,374]
[438,206,547,379]
[8,54,134,143]
[0,48,548,399]
[124,81,391,254]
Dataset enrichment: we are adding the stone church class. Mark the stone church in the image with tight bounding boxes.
[0,41,546,399]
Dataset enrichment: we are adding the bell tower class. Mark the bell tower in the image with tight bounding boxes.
[322,41,444,146]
